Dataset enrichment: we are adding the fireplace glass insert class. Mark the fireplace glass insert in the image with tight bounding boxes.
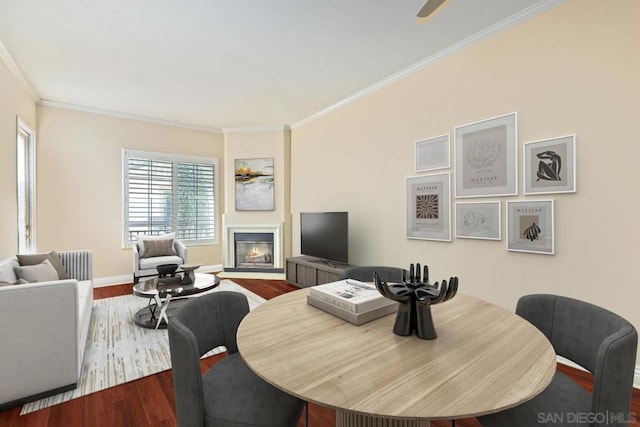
[234,233,274,269]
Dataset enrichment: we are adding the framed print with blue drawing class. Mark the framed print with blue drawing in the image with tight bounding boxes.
[507,200,554,255]
[455,112,517,198]
[455,201,501,240]
[415,134,450,172]
[524,135,576,195]
[406,173,451,241]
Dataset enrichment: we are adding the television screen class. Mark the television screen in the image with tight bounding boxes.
[300,212,348,264]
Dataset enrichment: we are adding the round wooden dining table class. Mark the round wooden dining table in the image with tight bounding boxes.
[237,288,556,427]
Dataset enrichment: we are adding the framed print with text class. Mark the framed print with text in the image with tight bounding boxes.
[406,173,451,241]
[524,135,576,195]
[507,200,554,255]
[416,134,450,172]
[455,112,517,198]
[455,201,501,240]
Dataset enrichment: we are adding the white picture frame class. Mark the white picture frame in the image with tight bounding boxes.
[507,200,555,255]
[406,173,451,241]
[455,201,501,240]
[524,135,576,195]
[455,112,518,198]
[415,134,450,172]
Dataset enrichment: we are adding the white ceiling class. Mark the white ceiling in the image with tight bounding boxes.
[0,0,562,131]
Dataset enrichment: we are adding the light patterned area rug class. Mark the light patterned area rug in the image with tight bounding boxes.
[21,279,265,415]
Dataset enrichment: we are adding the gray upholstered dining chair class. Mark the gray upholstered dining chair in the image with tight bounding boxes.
[339,265,407,283]
[478,294,637,427]
[168,291,306,427]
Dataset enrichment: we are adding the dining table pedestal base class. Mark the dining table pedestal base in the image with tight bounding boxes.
[337,410,430,427]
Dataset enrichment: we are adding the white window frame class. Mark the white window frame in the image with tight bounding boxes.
[122,149,218,247]
[17,117,36,254]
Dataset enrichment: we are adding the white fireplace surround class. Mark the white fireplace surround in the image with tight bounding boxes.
[223,223,284,270]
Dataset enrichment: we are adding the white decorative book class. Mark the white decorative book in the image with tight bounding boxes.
[309,279,395,313]
[306,294,397,326]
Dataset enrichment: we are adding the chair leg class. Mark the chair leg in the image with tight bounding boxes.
[305,402,309,427]
[451,421,455,427]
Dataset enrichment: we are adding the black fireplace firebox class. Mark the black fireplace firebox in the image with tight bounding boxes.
[227,232,282,273]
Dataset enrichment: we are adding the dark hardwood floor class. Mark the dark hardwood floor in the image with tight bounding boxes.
[1,277,638,427]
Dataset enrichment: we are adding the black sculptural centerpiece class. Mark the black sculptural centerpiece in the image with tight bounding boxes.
[156,263,179,278]
[373,263,458,340]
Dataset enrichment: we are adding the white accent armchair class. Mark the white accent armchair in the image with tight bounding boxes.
[132,233,188,283]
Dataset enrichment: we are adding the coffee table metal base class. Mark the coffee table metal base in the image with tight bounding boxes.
[337,411,430,427]
[133,273,220,329]
[133,298,189,329]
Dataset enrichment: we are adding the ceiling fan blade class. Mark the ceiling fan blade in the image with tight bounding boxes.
[417,0,447,18]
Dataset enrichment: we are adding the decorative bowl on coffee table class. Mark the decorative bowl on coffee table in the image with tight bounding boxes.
[180,264,201,285]
[157,263,179,278]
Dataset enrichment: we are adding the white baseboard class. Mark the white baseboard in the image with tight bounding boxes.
[217,271,286,280]
[557,356,640,390]
[92,264,223,288]
[93,275,131,288]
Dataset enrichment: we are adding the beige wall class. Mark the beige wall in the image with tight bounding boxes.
[291,0,640,356]
[36,106,225,278]
[0,58,37,256]
[223,129,292,259]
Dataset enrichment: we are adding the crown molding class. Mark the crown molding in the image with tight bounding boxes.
[223,125,291,134]
[0,39,40,102]
[38,100,223,134]
[291,0,567,129]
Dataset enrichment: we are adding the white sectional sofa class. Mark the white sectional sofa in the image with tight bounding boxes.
[0,250,93,410]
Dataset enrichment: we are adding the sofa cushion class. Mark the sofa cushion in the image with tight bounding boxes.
[17,251,69,280]
[14,259,59,283]
[136,233,176,258]
[0,258,20,283]
[139,255,184,271]
[0,279,29,287]
[76,279,94,375]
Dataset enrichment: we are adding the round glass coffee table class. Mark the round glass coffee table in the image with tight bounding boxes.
[133,273,220,329]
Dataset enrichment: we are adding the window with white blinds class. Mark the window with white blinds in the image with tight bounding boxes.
[123,150,217,245]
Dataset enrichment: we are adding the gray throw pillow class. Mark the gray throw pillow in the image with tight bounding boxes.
[143,238,176,258]
[14,259,59,283]
[17,251,69,280]
[136,232,176,258]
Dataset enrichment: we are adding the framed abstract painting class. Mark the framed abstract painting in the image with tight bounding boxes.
[235,158,274,211]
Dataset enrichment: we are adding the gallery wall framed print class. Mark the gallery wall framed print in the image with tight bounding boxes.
[455,112,517,198]
[524,135,576,195]
[507,200,554,255]
[415,134,450,172]
[406,173,451,241]
[455,201,501,240]
[235,158,274,211]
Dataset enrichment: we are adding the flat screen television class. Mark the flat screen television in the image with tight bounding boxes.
[300,212,348,265]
